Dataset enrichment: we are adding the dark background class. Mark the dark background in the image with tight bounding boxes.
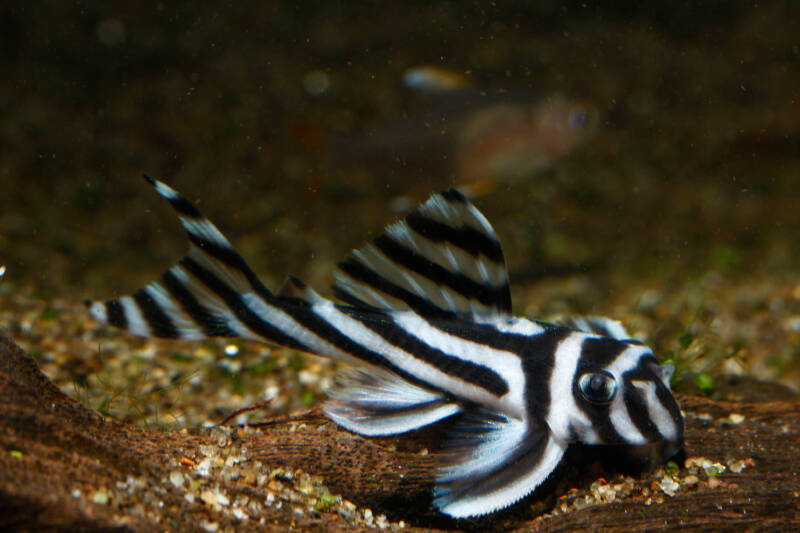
[0,1,797,295]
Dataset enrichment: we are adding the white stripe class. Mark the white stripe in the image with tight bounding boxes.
[353,242,498,315]
[632,380,679,442]
[182,218,231,248]
[311,302,518,415]
[325,402,461,436]
[119,296,150,337]
[439,435,567,518]
[478,316,544,335]
[139,284,199,340]
[89,301,108,323]
[153,180,179,200]
[604,319,631,340]
[392,312,525,418]
[169,266,250,338]
[240,294,362,366]
[386,221,507,288]
[606,345,650,444]
[438,415,528,482]
[545,333,595,443]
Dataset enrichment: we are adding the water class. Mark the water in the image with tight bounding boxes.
[1,2,799,403]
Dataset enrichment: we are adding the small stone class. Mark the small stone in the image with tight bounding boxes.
[659,476,679,496]
[201,489,218,507]
[92,490,109,505]
[195,458,213,477]
[728,413,745,425]
[200,520,218,532]
[169,470,184,488]
[728,459,748,473]
[214,488,230,506]
[683,475,699,486]
[224,344,240,356]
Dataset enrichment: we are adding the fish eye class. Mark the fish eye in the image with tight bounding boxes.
[578,371,617,404]
[568,109,590,130]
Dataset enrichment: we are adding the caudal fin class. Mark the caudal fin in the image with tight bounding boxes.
[85,176,305,350]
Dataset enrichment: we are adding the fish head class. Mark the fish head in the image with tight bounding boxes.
[533,96,599,157]
[455,96,599,182]
[567,339,684,460]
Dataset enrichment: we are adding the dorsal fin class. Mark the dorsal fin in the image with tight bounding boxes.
[558,316,633,340]
[332,189,511,320]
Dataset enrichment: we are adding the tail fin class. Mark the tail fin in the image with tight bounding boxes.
[85,176,304,349]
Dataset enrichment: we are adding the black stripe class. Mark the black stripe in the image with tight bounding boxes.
[167,194,203,219]
[655,380,684,440]
[133,289,180,339]
[521,329,572,419]
[179,256,308,351]
[277,303,437,393]
[185,233,269,295]
[104,299,128,329]
[579,337,628,368]
[426,318,567,359]
[404,212,505,264]
[439,188,468,204]
[373,234,511,313]
[349,312,510,397]
[145,174,203,218]
[336,257,455,319]
[621,361,676,442]
[573,337,629,443]
[622,380,660,441]
[331,285,384,312]
[161,269,235,337]
[435,425,550,505]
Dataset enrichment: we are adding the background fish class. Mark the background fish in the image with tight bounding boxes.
[87,177,683,518]
[330,66,598,193]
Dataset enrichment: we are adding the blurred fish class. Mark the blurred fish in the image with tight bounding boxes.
[401,65,473,93]
[331,66,598,194]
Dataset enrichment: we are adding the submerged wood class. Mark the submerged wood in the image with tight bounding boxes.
[1,333,798,532]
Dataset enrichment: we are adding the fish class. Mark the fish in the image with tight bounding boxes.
[86,176,684,518]
[331,66,598,192]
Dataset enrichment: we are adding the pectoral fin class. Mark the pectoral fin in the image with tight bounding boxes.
[434,410,567,518]
[324,366,461,436]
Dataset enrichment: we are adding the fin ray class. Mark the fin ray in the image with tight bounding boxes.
[433,411,567,518]
[333,189,511,319]
[323,366,462,436]
[559,316,633,340]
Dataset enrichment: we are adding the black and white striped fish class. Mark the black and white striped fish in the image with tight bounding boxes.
[86,177,684,518]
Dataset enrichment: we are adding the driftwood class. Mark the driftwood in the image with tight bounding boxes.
[1,333,799,532]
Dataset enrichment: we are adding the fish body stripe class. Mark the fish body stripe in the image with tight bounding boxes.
[275,302,438,393]
[88,178,685,519]
[521,329,572,419]
[352,311,510,397]
[373,234,511,312]
[179,256,308,351]
[161,269,236,337]
[104,299,128,330]
[405,210,505,263]
[337,256,455,319]
[186,233,268,295]
[579,337,631,369]
[133,288,180,338]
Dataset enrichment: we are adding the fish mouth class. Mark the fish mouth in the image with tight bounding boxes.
[623,438,685,468]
